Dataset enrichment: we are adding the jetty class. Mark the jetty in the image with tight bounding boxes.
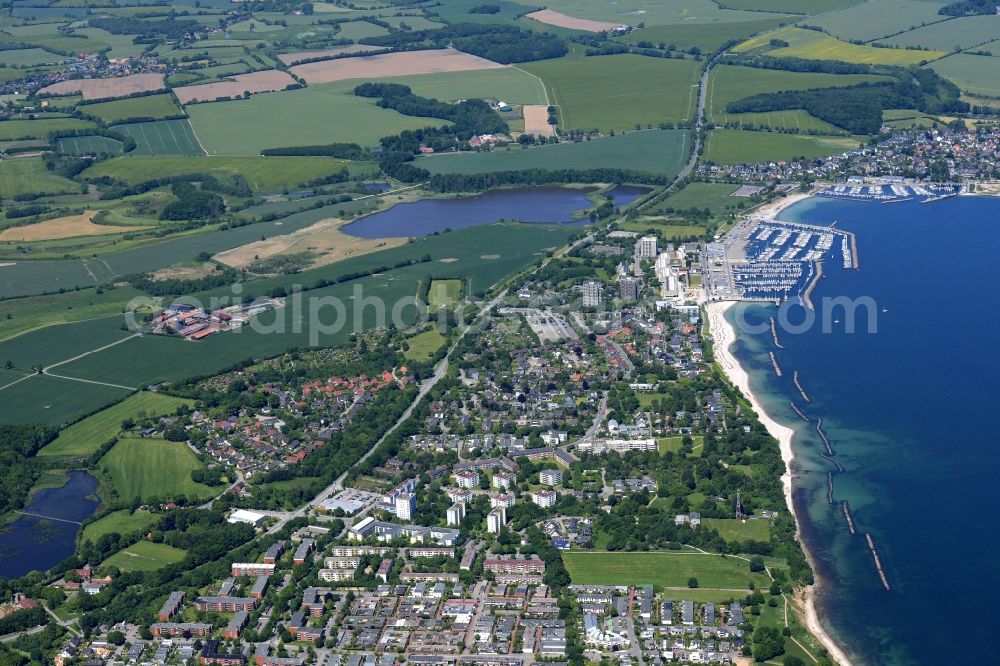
[842,501,856,535]
[769,317,784,349]
[815,418,833,456]
[802,261,823,310]
[769,351,783,377]
[793,370,811,403]
[849,232,859,270]
[866,533,892,591]
[790,401,809,422]
[827,471,834,505]
[822,454,845,473]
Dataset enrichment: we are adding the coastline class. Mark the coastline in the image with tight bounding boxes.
[705,300,854,666]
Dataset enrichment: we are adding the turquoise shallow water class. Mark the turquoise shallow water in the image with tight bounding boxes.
[725,195,1000,665]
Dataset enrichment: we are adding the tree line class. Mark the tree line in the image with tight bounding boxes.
[359,22,568,64]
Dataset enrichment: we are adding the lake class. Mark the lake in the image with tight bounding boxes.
[0,471,100,578]
[605,185,652,207]
[341,187,595,239]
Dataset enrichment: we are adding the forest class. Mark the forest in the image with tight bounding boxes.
[359,23,568,64]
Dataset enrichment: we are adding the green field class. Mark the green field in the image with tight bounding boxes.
[101,437,217,502]
[428,278,463,309]
[522,54,700,132]
[186,81,452,153]
[40,392,193,458]
[563,551,770,589]
[404,327,447,361]
[81,155,351,192]
[718,0,859,12]
[524,0,794,26]
[881,15,1000,51]
[336,19,391,40]
[622,17,788,53]
[737,26,947,64]
[110,119,204,155]
[55,135,124,155]
[81,509,159,544]
[0,374,131,426]
[0,159,79,198]
[364,68,547,105]
[79,94,184,123]
[703,518,771,543]
[806,0,950,43]
[103,540,187,571]
[418,130,690,176]
[646,182,748,216]
[706,64,891,131]
[0,118,95,140]
[703,129,860,163]
[930,53,1000,97]
[0,47,63,67]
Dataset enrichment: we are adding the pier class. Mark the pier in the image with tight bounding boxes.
[822,454,845,473]
[842,501,856,535]
[801,261,823,310]
[769,351,783,377]
[793,371,811,403]
[848,232,859,270]
[790,401,809,422]
[815,418,833,456]
[769,317,784,349]
[827,471,834,505]
[866,533,892,591]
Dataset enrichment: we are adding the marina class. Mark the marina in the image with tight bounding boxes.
[816,181,963,204]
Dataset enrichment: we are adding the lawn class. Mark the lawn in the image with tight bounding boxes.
[930,53,1000,97]
[80,155,351,192]
[736,26,947,65]
[657,435,704,454]
[562,551,770,589]
[81,509,158,544]
[103,540,187,571]
[650,182,745,215]
[706,64,891,131]
[703,518,771,543]
[428,279,462,308]
[619,222,707,239]
[186,80,451,153]
[404,328,446,361]
[806,0,950,43]
[0,118,95,140]
[110,119,204,155]
[79,93,184,123]
[39,392,193,458]
[418,130,690,177]
[522,54,700,131]
[703,129,860,164]
[100,438,218,502]
[0,159,80,198]
[622,17,788,53]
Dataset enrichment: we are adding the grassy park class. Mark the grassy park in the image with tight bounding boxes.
[103,540,187,571]
[562,551,771,589]
[80,509,159,544]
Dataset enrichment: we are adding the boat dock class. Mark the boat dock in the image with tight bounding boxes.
[793,370,811,403]
[866,533,892,591]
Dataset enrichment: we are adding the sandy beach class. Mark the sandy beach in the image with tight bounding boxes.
[706,300,854,666]
[752,191,814,220]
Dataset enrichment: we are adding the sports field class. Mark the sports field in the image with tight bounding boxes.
[563,551,771,589]
[110,119,204,155]
[186,81,451,153]
[736,27,947,64]
[805,0,950,43]
[706,65,891,131]
[39,392,193,458]
[703,129,860,163]
[79,94,183,123]
[80,509,158,544]
[103,540,187,571]
[418,130,690,177]
[0,159,79,198]
[55,135,124,155]
[81,155,350,192]
[930,53,1000,97]
[522,54,700,131]
[623,17,788,53]
[101,438,218,502]
[0,118,95,140]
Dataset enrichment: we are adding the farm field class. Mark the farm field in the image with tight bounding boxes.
[706,64,892,130]
[525,9,621,32]
[703,518,771,543]
[78,94,184,123]
[0,211,147,242]
[110,119,204,155]
[103,540,187,571]
[0,159,79,198]
[80,156,351,192]
[36,73,166,99]
[289,48,503,85]
[703,129,861,163]
[879,15,1000,51]
[39,392,193,458]
[805,0,950,43]
[736,26,947,64]
[418,130,690,177]
[647,182,747,216]
[522,54,700,131]
[0,47,62,67]
[930,53,1000,97]
[80,509,158,544]
[362,68,547,105]
[622,17,788,53]
[334,19,390,41]
[519,0,792,26]
[55,135,124,155]
[563,551,771,589]
[0,118,95,140]
[428,279,463,308]
[718,0,860,11]
[276,44,381,65]
[174,70,296,104]
[882,108,943,129]
[0,374,130,426]
[425,0,534,25]
[186,82,452,153]
[0,287,146,343]
[101,438,217,502]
